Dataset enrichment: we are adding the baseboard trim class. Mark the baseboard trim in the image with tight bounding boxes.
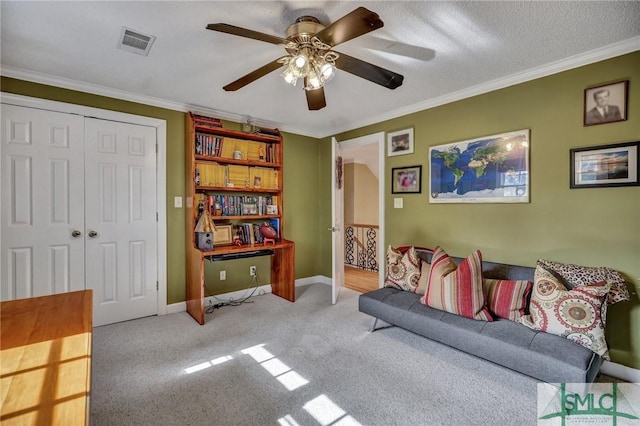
[600,360,640,383]
[297,275,332,286]
[166,276,332,314]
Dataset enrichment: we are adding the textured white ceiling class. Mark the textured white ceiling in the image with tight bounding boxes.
[1,1,639,138]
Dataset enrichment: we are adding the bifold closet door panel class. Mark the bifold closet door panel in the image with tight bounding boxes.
[1,104,85,301]
[84,118,158,326]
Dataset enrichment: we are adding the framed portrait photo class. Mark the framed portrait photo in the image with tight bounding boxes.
[570,141,639,188]
[583,80,628,126]
[387,128,414,157]
[392,165,422,194]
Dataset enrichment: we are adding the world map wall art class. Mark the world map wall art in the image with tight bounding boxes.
[429,129,530,203]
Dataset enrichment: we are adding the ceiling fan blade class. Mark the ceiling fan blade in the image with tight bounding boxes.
[223,58,286,91]
[334,52,403,89]
[304,84,326,111]
[314,7,383,47]
[365,36,436,62]
[207,23,289,45]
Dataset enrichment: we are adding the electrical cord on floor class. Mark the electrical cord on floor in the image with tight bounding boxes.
[205,274,261,314]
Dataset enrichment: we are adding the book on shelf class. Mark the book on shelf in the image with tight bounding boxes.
[247,141,268,161]
[220,138,235,159]
[253,223,264,243]
[254,127,280,137]
[195,133,223,157]
[268,218,280,241]
[196,163,227,187]
[190,112,222,128]
[227,164,249,187]
[204,195,275,217]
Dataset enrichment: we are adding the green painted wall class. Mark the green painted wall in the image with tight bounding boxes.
[334,51,640,369]
[3,50,639,369]
[0,77,322,304]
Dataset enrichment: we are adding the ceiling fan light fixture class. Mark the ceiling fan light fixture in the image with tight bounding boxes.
[282,69,297,86]
[305,69,323,90]
[294,54,307,68]
[320,61,335,81]
[281,45,338,90]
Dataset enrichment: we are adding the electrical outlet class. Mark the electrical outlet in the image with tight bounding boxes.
[250,266,256,276]
[220,270,226,280]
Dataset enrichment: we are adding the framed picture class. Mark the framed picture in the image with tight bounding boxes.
[266,204,278,215]
[387,128,414,157]
[570,141,639,188]
[392,165,422,194]
[242,203,258,215]
[583,80,628,126]
[212,224,233,245]
[429,129,530,203]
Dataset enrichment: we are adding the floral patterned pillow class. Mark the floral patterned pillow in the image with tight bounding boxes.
[537,259,629,305]
[384,246,421,292]
[518,266,610,359]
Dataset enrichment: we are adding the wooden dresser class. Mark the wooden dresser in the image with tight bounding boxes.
[1,290,93,425]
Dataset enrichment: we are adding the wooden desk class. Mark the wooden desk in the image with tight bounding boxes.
[186,240,295,325]
[1,290,93,426]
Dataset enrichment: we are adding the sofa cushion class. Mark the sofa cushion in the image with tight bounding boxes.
[423,247,493,321]
[537,258,629,305]
[414,260,431,295]
[359,287,603,383]
[384,246,421,292]
[483,278,532,321]
[518,266,611,359]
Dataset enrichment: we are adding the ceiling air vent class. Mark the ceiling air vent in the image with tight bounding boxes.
[117,27,156,56]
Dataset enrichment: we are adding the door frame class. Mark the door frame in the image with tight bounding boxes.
[0,92,168,315]
[333,131,385,289]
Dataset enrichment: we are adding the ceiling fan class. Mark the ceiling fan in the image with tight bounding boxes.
[207,7,404,111]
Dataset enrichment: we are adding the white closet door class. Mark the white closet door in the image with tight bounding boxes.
[1,104,85,300]
[84,118,158,326]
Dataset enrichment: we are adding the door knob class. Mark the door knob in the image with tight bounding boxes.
[71,230,82,238]
[88,230,99,238]
[328,227,340,232]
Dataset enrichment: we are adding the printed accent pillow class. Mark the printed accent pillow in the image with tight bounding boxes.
[384,246,421,292]
[414,260,432,295]
[483,279,533,321]
[518,266,610,359]
[422,247,493,321]
[537,259,629,305]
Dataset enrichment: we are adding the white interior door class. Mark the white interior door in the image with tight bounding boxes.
[84,118,158,326]
[331,137,344,304]
[1,104,85,300]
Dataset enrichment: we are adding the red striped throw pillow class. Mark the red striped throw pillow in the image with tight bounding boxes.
[483,279,532,321]
[422,247,493,321]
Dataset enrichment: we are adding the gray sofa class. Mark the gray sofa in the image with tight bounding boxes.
[358,248,604,383]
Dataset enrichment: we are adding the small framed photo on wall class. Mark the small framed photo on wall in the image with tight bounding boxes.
[570,141,639,188]
[392,165,422,193]
[387,128,414,156]
[583,80,628,126]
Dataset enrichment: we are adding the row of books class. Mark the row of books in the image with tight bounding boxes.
[196,193,278,217]
[195,164,278,189]
[235,218,280,245]
[190,112,222,128]
[195,134,276,163]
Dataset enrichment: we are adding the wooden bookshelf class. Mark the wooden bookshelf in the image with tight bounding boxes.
[185,112,295,325]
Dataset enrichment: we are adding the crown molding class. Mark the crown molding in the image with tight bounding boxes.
[322,36,640,138]
[0,65,287,133]
[3,36,639,140]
